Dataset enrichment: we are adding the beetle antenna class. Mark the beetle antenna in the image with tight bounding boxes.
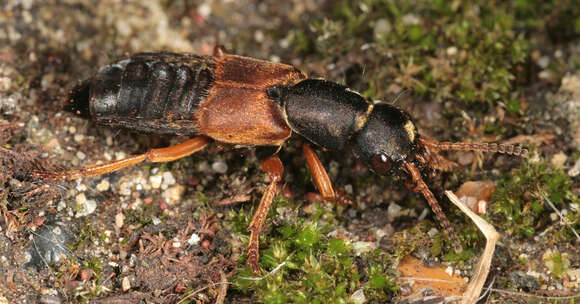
[390,88,409,106]
[419,138,528,158]
[403,161,463,253]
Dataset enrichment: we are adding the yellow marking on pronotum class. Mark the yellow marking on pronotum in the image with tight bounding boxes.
[404,120,416,143]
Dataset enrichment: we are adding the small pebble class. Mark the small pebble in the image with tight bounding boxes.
[254,30,264,42]
[537,56,550,69]
[445,266,454,277]
[387,203,402,220]
[446,46,458,56]
[197,3,212,17]
[162,171,176,186]
[350,289,366,304]
[344,184,353,195]
[115,212,124,229]
[302,203,316,215]
[75,193,97,217]
[353,241,375,255]
[188,233,201,246]
[212,161,228,174]
[150,173,163,189]
[550,152,567,168]
[121,277,131,291]
[96,179,110,192]
[427,227,439,237]
[568,158,580,177]
[402,13,419,25]
[374,18,391,38]
[162,184,185,205]
[119,182,132,196]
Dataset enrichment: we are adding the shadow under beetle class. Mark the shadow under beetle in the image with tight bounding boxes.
[34,46,528,274]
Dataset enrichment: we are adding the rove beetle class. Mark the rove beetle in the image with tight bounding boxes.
[34,46,528,274]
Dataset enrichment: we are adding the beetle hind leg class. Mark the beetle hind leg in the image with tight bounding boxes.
[33,136,210,181]
[247,154,284,274]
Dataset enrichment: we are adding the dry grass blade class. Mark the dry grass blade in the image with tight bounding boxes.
[445,190,500,304]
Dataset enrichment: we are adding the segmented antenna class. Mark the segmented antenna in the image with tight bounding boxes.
[420,139,528,158]
[404,161,463,253]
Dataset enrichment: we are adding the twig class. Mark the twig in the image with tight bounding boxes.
[215,271,228,304]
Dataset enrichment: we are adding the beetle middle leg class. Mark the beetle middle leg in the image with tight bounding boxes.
[34,136,210,181]
[302,143,354,206]
[247,154,284,274]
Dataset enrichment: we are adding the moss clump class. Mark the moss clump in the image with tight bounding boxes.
[490,161,580,241]
[232,202,397,303]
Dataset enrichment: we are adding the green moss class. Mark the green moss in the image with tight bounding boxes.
[293,0,543,107]
[233,202,397,303]
[83,257,104,281]
[543,248,570,278]
[490,161,580,241]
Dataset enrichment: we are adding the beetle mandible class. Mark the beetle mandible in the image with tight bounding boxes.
[34,46,528,274]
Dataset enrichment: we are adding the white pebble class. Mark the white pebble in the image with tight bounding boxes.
[121,277,131,291]
[75,193,97,217]
[446,46,458,56]
[537,56,550,69]
[73,134,84,142]
[162,185,185,205]
[197,3,212,17]
[212,161,228,174]
[119,182,132,196]
[162,171,176,186]
[350,289,366,304]
[150,174,163,189]
[387,203,402,220]
[188,233,201,246]
[96,179,110,192]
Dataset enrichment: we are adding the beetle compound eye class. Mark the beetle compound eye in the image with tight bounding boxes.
[266,85,282,101]
[372,153,392,174]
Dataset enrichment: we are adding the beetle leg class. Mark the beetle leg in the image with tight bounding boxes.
[247,154,284,274]
[33,136,210,181]
[302,143,354,207]
[403,161,463,253]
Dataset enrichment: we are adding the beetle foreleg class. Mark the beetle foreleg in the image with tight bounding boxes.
[247,154,284,274]
[404,161,463,254]
[33,136,210,181]
[302,143,354,207]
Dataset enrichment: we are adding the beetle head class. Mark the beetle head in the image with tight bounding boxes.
[354,103,420,175]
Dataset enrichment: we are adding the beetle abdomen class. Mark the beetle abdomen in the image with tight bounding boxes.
[67,52,215,135]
